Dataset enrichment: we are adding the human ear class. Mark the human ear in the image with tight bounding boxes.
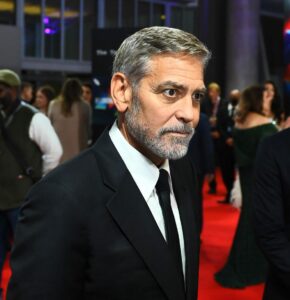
[110,72,132,113]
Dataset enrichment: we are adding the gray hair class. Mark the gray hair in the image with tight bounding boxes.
[113,26,211,88]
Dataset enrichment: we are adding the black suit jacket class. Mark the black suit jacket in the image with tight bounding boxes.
[201,97,225,129]
[7,129,200,300]
[216,100,236,143]
[253,128,290,300]
[188,113,215,176]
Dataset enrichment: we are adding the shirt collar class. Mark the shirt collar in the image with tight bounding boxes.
[109,121,171,201]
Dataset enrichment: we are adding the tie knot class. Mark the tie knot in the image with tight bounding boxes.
[156,169,170,194]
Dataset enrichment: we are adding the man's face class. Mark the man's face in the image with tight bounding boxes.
[82,86,92,103]
[0,83,14,111]
[22,86,33,102]
[123,54,205,164]
[208,88,219,102]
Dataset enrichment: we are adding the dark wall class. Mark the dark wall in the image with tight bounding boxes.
[261,16,284,79]
[195,0,228,97]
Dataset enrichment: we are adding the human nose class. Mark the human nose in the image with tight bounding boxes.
[175,96,200,125]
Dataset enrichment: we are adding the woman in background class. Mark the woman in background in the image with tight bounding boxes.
[215,85,278,288]
[34,85,55,115]
[263,80,284,126]
[48,78,91,163]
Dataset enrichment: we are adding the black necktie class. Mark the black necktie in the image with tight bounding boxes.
[156,169,183,277]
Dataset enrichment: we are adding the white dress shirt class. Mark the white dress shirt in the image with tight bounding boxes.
[109,121,186,277]
[29,112,63,175]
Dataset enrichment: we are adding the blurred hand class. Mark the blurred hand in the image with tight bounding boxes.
[226,138,234,146]
[211,131,220,139]
[209,116,217,127]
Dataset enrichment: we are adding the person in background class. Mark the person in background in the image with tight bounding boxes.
[82,81,93,104]
[34,85,55,115]
[48,78,91,163]
[215,85,278,288]
[81,81,94,145]
[253,128,290,300]
[7,26,210,300]
[20,81,33,104]
[188,112,215,234]
[201,82,225,195]
[216,89,240,204]
[0,69,62,300]
[263,80,284,126]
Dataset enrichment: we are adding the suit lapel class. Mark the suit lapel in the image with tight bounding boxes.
[93,131,186,300]
[106,173,186,300]
[170,160,199,300]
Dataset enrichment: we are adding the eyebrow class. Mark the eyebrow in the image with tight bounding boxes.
[151,81,186,93]
[152,81,207,94]
[194,87,207,94]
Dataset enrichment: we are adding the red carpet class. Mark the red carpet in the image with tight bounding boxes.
[198,173,265,300]
[1,256,11,300]
[1,171,264,300]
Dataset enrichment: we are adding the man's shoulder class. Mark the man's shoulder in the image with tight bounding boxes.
[258,129,290,166]
[262,128,290,149]
[19,101,39,114]
[31,148,101,202]
[218,98,229,111]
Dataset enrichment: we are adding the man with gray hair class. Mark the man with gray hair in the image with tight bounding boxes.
[7,27,210,300]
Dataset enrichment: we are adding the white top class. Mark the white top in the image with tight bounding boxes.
[29,112,63,175]
[109,121,186,277]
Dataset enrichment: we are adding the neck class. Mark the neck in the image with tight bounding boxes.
[211,97,218,104]
[5,98,20,117]
[263,107,273,118]
[40,107,47,115]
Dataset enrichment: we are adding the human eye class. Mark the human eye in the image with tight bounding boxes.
[192,92,205,102]
[163,89,177,98]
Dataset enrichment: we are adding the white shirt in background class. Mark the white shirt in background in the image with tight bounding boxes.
[29,112,63,175]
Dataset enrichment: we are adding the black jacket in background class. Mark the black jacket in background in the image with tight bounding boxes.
[253,128,290,300]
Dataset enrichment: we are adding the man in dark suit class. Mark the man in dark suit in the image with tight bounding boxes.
[253,128,290,300]
[7,27,211,300]
[215,89,240,203]
[201,82,223,194]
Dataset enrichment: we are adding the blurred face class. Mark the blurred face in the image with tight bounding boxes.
[263,83,275,103]
[229,90,240,105]
[35,90,48,110]
[0,83,14,111]
[208,88,220,102]
[82,86,92,103]
[121,54,205,164]
[22,86,33,102]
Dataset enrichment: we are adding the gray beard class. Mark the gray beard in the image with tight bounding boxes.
[124,96,195,160]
